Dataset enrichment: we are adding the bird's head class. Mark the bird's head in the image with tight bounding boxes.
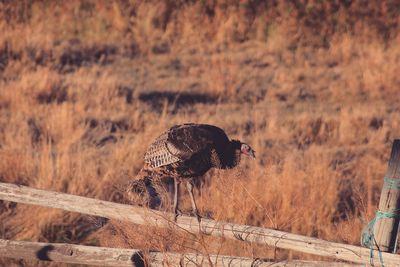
[240,142,256,159]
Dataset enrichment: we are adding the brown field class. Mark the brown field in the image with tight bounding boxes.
[1,1,400,266]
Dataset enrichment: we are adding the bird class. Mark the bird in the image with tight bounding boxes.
[130,123,256,222]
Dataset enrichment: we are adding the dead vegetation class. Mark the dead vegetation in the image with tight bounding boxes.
[0,0,400,266]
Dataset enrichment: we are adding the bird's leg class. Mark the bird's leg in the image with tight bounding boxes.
[186,179,201,223]
[173,177,182,221]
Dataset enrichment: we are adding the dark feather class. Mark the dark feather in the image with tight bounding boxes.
[142,123,245,179]
[129,123,253,216]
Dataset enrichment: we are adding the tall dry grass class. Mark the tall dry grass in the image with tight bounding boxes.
[1,1,400,266]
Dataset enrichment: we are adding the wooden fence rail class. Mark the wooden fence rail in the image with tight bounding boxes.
[0,239,358,267]
[1,182,399,266]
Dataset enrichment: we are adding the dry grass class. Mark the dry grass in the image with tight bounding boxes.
[1,1,400,266]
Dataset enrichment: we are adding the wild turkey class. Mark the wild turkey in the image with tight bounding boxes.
[131,123,255,221]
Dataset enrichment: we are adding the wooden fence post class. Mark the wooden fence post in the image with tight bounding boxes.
[373,139,400,252]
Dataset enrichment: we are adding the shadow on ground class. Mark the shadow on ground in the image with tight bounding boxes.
[139,91,218,113]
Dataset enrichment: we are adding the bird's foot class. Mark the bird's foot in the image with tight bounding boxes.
[188,210,202,223]
[195,213,202,224]
[190,211,203,234]
[174,208,183,222]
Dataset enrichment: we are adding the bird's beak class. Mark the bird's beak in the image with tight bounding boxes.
[249,149,256,159]
[240,144,256,159]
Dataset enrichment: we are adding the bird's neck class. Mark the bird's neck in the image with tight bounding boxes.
[224,140,241,168]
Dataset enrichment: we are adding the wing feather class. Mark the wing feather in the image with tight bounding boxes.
[144,123,230,169]
[167,124,229,159]
[144,133,181,168]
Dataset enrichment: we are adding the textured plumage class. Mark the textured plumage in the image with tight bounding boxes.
[144,132,181,168]
[131,123,255,221]
[143,123,247,174]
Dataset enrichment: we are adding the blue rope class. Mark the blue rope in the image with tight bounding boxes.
[361,210,400,266]
[360,176,400,266]
[383,176,400,189]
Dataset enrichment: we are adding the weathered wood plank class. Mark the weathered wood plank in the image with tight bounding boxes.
[0,239,357,267]
[374,139,400,252]
[0,182,399,266]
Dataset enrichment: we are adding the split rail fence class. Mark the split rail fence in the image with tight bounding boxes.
[1,140,400,266]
